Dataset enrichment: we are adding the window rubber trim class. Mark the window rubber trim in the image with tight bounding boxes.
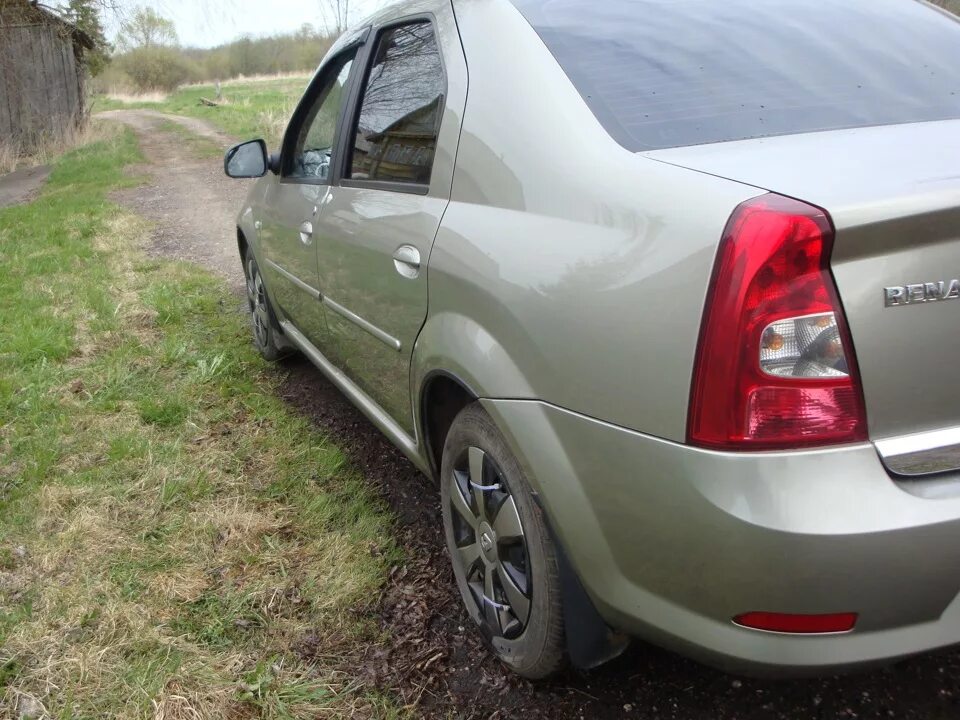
[278,27,371,185]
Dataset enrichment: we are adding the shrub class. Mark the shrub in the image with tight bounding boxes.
[117,47,201,91]
[90,64,136,95]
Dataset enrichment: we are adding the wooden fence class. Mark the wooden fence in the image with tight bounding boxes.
[0,20,85,150]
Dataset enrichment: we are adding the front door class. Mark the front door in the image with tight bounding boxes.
[259,49,357,348]
[313,16,467,433]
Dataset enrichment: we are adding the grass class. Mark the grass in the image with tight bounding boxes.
[0,125,402,718]
[101,90,169,105]
[154,119,225,159]
[94,75,311,148]
[0,122,123,176]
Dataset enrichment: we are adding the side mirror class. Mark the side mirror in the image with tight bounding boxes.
[224,139,268,178]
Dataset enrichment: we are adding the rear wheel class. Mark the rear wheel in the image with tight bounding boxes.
[441,403,565,679]
[244,253,284,361]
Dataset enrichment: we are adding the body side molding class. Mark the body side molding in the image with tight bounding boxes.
[322,295,403,351]
[264,258,321,300]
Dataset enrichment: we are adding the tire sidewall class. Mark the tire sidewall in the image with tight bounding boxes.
[440,403,564,678]
[244,253,282,361]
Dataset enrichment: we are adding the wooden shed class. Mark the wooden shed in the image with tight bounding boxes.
[0,0,94,152]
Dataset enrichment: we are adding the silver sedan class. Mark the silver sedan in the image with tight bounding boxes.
[225,0,960,678]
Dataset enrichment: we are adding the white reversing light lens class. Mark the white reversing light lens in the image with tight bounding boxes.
[759,313,850,379]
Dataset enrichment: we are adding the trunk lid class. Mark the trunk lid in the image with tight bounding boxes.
[648,120,960,471]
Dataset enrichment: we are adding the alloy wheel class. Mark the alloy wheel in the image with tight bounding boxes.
[246,258,270,349]
[449,446,532,639]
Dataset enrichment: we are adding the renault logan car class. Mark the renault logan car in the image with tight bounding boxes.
[224,0,960,678]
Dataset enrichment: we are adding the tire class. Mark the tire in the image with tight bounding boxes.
[440,402,566,679]
[244,252,285,361]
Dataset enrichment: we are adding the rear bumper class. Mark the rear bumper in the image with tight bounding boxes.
[482,399,960,675]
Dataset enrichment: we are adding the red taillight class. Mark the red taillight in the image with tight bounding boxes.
[688,194,867,450]
[734,611,857,634]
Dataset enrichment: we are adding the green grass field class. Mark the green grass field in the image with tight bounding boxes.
[95,75,311,148]
[0,125,401,718]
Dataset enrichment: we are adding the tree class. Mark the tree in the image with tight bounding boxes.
[116,6,177,50]
[64,0,110,75]
[111,6,196,91]
[317,0,350,35]
[117,46,198,90]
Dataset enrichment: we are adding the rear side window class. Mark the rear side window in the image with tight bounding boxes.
[510,0,960,151]
[348,22,445,187]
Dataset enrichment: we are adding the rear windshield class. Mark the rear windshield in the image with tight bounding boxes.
[510,0,960,151]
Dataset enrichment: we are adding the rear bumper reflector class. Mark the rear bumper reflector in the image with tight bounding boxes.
[733,612,858,634]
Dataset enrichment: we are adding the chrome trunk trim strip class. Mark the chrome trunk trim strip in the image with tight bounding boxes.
[875,427,960,477]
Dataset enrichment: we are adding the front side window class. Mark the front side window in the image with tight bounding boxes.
[288,52,355,180]
[348,22,445,187]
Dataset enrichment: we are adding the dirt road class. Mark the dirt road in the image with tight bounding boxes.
[100,110,960,720]
[98,109,248,292]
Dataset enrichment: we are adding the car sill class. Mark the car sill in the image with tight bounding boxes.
[277,319,427,474]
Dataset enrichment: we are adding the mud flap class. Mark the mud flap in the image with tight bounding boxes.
[544,521,630,670]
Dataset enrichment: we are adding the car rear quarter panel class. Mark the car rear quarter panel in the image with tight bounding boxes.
[648,120,960,441]
[416,0,760,442]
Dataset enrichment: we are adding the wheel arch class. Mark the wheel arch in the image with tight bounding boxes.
[424,384,632,671]
[412,311,537,480]
[237,226,249,266]
[236,204,260,264]
[237,224,290,346]
[418,370,477,481]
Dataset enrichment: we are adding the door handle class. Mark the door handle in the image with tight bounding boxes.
[392,245,421,279]
[299,221,313,245]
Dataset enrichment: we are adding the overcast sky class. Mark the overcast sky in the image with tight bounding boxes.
[99,0,389,48]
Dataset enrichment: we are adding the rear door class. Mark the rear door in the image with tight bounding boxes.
[259,48,359,348]
[313,6,467,433]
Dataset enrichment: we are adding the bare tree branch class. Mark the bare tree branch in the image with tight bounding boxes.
[317,0,350,35]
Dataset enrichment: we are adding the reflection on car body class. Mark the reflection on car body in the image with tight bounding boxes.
[224,0,960,679]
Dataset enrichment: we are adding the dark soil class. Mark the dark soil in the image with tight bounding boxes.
[279,356,960,720]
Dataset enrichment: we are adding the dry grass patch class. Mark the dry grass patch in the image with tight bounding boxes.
[257,100,299,148]
[105,90,169,104]
[93,75,311,147]
[0,142,17,176]
[176,72,311,89]
[0,126,402,718]
[0,120,124,175]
